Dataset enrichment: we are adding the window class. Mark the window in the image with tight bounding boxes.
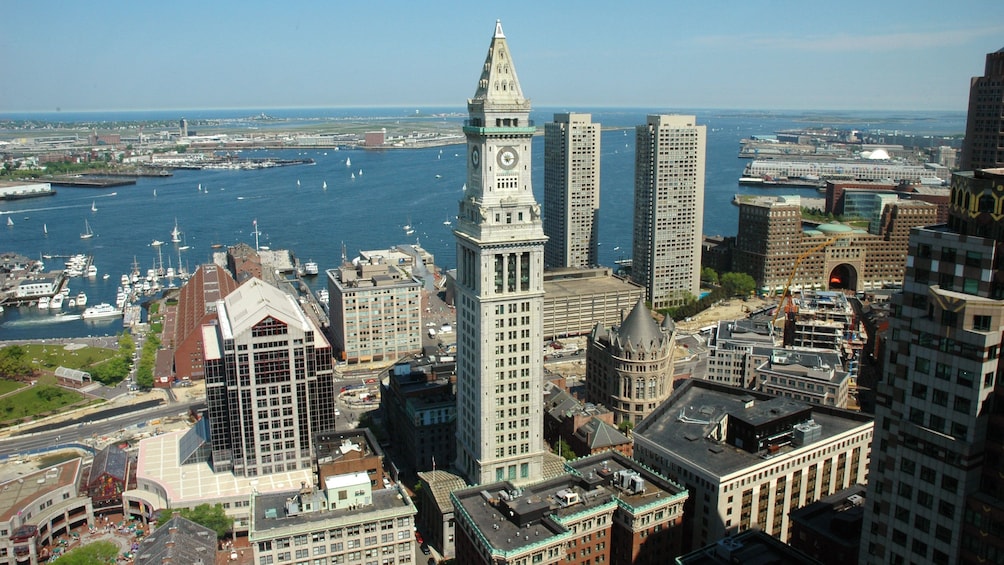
[914,357,930,374]
[974,315,992,331]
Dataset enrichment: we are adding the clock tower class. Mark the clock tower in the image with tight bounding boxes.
[454,20,548,486]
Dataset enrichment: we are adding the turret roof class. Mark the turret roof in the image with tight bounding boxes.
[619,299,663,349]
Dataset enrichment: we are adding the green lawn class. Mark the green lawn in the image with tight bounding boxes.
[54,540,119,564]
[0,382,90,423]
[0,379,24,395]
[17,343,118,372]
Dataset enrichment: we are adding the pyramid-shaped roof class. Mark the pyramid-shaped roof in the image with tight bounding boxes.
[471,20,526,105]
[221,277,310,338]
[618,299,663,349]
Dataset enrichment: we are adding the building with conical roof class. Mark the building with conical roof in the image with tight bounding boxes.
[585,298,677,425]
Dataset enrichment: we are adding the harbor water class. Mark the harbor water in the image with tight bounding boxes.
[0,107,966,340]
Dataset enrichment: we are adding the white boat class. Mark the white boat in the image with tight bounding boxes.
[322,181,327,190]
[7,217,13,226]
[49,294,63,309]
[198,183,202,192]
[351,172,356,180]
[153,188,157,197]
[297,179,301,188]
[43,224,48,235]
[405,229,415,236]
[358,169,363,176]
[443,216,452,226]
[82,303,122,319]
[102,273,109,280]
[76,292,88,306]
[151,240,164,247]
[37,296,50,308]
[86,265,97,278]
[171,219,182,243]
[91,201,97,212]
[346,157,351,167]
[68,298,76,308]
[80,219,94,239]
[303,261,319,276]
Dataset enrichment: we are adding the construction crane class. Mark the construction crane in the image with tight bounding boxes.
[771,233,852,330]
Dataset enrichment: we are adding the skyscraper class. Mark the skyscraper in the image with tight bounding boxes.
[203,277,335,477]
[960,48,1004,170]
[453,21,549,486]
[543,112,601,268]
[631,114,706,310]
[859,168,1004,564]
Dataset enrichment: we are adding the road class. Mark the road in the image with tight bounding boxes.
[0,399,203,461]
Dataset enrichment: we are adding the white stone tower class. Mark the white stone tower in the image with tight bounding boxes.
[454,20,548,486]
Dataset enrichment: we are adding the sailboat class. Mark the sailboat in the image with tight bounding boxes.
[6,216,13,227]
[358,169,363,176]
[351,172,356,180]
[43,224,48,236]
[443,216,452,226]
[322,181,327,190]
[153,188,157,197]
[345,157,351,167]
[80,219,94,239]
[171,219,182,243]
[198,183,202,192]
[297,179,301,188]
[91,201,97,212]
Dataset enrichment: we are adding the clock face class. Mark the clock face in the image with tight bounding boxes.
[498,147,518,170]
[471,147,480,168]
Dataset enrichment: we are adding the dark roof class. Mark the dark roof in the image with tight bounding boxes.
[576,418,630,450]
[619,299,662,348]
[89,444,129,483]
[135,516,217,565]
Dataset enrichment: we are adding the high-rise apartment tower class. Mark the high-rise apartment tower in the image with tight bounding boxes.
[453,21,550,486]
[543,112,601,268]
[631,115,706,309]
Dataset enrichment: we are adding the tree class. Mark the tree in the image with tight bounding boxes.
[157,503,232,539]
[617,420,634,435]
[720,272,756,297]
[0,345,35,379]
[555,439,576,461]
[700,267,719,285]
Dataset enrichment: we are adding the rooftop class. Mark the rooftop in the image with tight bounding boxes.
[0,458,81,522]
[250,484,415,535]
[634,380,872,478]
[135,430,313,505]
[452,452,686,555]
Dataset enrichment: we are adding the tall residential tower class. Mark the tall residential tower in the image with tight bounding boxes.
[453,21,550,486]
[631,114,706,309]
[543,112,601,268]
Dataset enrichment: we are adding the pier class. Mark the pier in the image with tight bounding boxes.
[47,176,137,188]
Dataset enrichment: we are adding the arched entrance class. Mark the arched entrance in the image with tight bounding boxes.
[827,264,857,291]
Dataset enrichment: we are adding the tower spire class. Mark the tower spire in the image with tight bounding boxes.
[471,20,526,104]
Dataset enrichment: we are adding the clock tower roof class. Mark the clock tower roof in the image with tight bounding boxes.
[471,20,527,107]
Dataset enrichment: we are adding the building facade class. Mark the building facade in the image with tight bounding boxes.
[732,195,938,294]
[585,299,677,425]
[960,48,1004,170]
[543,112,601,269]
[631,115,706,309]
[633,380,873,553]
[171,264,239,381]
[859,168,1004,564]
[0,460,93,565]
[451,452,689,565]
[326,259,422,365]
[453,21,550,486]
[541,267,645,340]
[202,277,335,477]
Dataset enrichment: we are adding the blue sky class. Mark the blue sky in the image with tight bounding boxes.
[3,0,1002,113]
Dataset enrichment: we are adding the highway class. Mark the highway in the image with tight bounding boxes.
[0,398,203,461]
